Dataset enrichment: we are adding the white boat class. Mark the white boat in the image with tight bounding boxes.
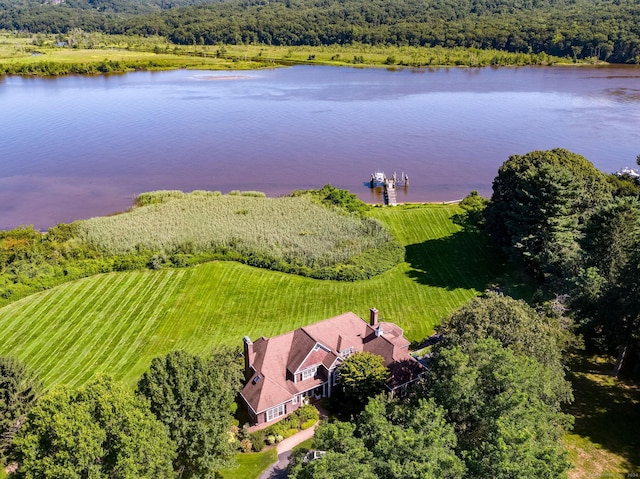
[615,166,640,178]
[370,171,386,186]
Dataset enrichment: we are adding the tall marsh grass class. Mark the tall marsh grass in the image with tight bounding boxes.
[76,191,402,280]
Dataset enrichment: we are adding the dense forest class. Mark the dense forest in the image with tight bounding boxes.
[1,0,640,62]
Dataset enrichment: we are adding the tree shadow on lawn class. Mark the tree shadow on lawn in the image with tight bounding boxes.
[404,227,522,294]
[565,355,640,472]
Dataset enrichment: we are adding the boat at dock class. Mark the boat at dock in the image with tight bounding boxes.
[370,171,386,186]
[369,171,409,206]
[615,166,640,179]
[369,171,409,188]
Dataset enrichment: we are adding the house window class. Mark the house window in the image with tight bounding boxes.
[266,404,286,422]
[301,367,317,380]
[340,347,353,358]
[292,395,298,405]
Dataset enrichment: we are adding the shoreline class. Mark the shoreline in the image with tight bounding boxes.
[1,35,602,78]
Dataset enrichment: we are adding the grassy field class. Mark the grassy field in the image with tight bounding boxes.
[563,355,640,478]
[0,204,515,389]
[219,448,277,479]
[0,33,269,72]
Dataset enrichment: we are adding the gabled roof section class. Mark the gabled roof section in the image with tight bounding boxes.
[364,335,396,367]
[243,332,298,413]
[286,328,318,374]
[323,351,340,370]
[297,344,331,372]
[301,312,372,354]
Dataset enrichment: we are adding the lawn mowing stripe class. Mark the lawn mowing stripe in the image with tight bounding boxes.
[0,286,62,345]
[114,268,195,380]
[143,264,217,354]
[32,273,141,364]
[55,270,165,386]
[3,274,115,362]
[107,270,185,369]
[37,273,144,386]
[90,270,186,379]
[113,269,193,384]
[51,271,160,387]
[0,277,98,355]
[34,284,131,383]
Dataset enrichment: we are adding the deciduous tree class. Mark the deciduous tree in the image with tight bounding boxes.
[10,375,175,479]
[290,395,464,479]
[337,351,389,405]
[137,348,243,478]
[427,338,572,479]
[436,293,574,385]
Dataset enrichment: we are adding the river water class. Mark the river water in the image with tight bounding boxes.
[1,65,639,230]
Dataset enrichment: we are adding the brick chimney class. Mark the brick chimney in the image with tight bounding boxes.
[243,336,253,379]
[369,307,379,327]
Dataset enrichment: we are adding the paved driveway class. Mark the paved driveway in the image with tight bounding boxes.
[257,424,317,479]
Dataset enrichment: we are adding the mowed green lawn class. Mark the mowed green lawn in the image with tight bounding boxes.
[0,205,514,389]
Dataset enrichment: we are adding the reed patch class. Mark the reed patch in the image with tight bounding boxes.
[76,190,403,281]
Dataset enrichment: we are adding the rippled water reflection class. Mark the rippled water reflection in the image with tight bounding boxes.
[1,65,639,229]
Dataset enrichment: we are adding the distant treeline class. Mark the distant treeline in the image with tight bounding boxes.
[1,0,639,63]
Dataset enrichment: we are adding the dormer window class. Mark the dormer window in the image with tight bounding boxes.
[340,347,354,358]
[301,367,317,380]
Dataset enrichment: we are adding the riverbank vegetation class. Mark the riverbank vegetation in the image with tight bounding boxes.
[0,31,574,76]
[0,188,403,307]
[0,32,273,74]
[1,0,640,64]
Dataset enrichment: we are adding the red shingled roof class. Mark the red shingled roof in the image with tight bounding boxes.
[241,312,425,415]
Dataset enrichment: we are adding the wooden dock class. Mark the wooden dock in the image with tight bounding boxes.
[384,180,397,206]
[370,171,406,206]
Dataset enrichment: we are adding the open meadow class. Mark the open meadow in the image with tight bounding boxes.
[0,33,271,74]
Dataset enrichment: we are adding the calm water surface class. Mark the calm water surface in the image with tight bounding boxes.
[1,65,639,229]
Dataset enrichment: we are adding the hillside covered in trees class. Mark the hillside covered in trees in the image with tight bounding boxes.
[1,0,639,63]
[484,149,640,377]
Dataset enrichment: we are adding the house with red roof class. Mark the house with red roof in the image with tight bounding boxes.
[240,308,426,426]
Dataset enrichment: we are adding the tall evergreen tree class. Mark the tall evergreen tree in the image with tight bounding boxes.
[485,148,611,283]
[581,197,640,284]
[0,357,41,462]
